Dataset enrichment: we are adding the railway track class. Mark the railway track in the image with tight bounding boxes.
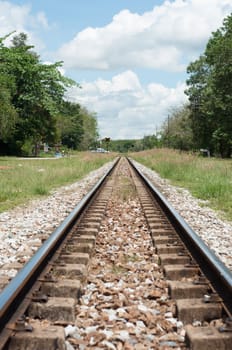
[0,157,231,349]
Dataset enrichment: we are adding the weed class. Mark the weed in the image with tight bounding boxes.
[124,253,140,262]
[33,185,49,196]
[111,264,128,274]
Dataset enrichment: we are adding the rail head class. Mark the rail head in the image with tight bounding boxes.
[129,158,232,315]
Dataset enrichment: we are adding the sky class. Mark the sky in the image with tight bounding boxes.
[1,0,232,140]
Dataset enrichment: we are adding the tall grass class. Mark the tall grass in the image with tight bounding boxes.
[0,152,116,212]
[130,149,232,221]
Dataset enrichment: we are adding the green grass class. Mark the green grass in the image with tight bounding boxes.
[130,148,232,221]
[0,152,116,213]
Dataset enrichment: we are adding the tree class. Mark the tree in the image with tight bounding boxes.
[161,105,194,150]
[57,101,84,149]
[204,15,232,157]
[102,137,111,151]
[142,135,159,150]
[185,55,215,151]
[78,109,99,150]
[0,32,76,155]
[185,14,232,157]
[0,35,19,153]
[0,73,18,143]
[11,32,28,48]
[0,32,100,155]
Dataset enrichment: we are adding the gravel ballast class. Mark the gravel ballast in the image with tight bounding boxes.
[134,160,232,270]
[0,162,114,282]
[0,159,231,286]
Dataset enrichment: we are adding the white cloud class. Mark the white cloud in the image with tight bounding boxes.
[0,2,30,34]
[35,12,49,29]
[1,0,230,140]
[58,0,232,72]
[0,1,49,49]
[67,70,187,139]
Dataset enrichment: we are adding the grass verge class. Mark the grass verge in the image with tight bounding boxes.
[0,152,116,213]
[130,148,232,221]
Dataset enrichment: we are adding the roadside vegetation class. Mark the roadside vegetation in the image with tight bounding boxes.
[160,14,232,158]
[131,149,232,221]
[1,16,231,157]
[0,152,115,213]
[0,32,98,156]
[1,15,231,222]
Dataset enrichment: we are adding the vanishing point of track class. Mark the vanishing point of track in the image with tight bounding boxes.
[0,157,232,349]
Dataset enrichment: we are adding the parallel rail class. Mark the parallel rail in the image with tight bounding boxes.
[0,156,231,348]
[129,158,232,316]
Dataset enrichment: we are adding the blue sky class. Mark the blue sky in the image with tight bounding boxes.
[1,0,232,139]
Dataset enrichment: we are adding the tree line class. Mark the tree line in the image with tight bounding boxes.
[161,14,232,158]
[0,32,98,156]
[1,13,232,157]
[108,14,232,156]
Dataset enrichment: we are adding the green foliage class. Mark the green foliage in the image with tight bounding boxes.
[160,105,194,150]
[0,152,115,212]
[0,74,18,141]
[33,185,49,196]
[142,135,160,150]
[110,139,137,153]
[131,149,232,220]
[186,14,232,157]
[20,138,34,156]
[78,109,99,150]
[57,101,84,149]
[0,32,98,156]
[102,137,111,151]
[109,135,160,153]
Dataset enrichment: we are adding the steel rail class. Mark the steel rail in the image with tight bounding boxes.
[0,157,119,334]
[129,158,232,315]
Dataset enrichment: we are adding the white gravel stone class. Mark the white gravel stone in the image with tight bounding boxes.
[64,325,79,338]
[1,157,231,289]
[0,162,114,283]
[134,160,232,270]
